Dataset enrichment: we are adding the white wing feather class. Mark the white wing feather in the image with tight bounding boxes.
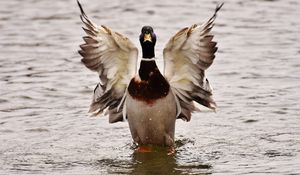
[163,3,223,121]
[77,1,138,123]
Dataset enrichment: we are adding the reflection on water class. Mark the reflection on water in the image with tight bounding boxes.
[97,151,212,175]
[132,152,180,175]
[95,140,212,175]
[1,0,300,174]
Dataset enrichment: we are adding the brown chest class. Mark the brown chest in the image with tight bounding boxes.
[128,72,170,105]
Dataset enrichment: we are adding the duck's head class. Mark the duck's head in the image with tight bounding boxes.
[140,26,156,58]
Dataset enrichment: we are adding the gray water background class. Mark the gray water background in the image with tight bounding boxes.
[0,0,300,174]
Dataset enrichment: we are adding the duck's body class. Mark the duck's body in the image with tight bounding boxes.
[77,0,223,150]
[126,29,177,146]
[127,86,176,146]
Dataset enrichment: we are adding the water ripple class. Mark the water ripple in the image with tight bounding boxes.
[0,0,300,174]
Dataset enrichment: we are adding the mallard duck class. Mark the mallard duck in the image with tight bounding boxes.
[77,0,223,151]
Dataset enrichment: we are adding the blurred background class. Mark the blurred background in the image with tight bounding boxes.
[0,0,299,174]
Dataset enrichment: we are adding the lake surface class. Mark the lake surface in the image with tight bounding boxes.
[0,0,300,174]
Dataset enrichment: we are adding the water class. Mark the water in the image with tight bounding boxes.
[1,0,300,174]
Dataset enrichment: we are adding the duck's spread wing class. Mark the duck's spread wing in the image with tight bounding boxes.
[163,3,223,121]
[77,1,138,123]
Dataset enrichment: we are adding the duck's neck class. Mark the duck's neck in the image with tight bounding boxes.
[139,43,157,80]
[141,42,155,59]
[139,60,158,80]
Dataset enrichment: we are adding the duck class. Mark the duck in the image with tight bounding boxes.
[77,0,223,152]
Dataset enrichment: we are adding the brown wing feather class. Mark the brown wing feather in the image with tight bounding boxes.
[77,0,138,123]
[164,3,223,121]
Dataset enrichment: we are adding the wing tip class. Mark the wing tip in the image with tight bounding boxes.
[215,2,224,13]
[77,0,85,17]
[208,2,224,24]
